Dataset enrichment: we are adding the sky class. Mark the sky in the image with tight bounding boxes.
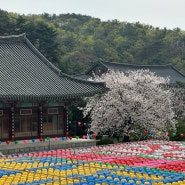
[1,0,185,30]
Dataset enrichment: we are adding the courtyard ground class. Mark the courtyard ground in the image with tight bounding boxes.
[0,140,185,184]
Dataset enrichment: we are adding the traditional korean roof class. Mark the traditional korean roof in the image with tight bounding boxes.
[0,34,107,101]
[79,59,185,84]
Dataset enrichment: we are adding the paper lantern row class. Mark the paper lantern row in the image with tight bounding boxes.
[0,134,97,145]
[68,121,91,127]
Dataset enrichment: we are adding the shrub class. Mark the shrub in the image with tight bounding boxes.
[96,138,114,145]
[169,119,185,141]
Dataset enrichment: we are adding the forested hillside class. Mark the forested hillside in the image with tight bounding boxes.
[1,9,185,74]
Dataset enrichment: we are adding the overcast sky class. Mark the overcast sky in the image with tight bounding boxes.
[1,0,185,30]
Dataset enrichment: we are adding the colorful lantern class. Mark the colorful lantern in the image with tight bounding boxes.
[54,137,58,141]
[15,140,18,144]
[180,133,184,138]
[172,132,176,137]
[23,140,27,144]
[92,133,96,139]
[82,135,87,139]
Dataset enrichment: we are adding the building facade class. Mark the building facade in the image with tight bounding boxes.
[0,34,107,141]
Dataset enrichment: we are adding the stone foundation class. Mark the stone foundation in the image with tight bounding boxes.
[0,139,96,155]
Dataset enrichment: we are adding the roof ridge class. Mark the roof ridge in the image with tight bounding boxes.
[101,60,172,67]
[0,33,26,42]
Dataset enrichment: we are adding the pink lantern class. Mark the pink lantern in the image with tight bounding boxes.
[54,137,58,141]
[23,140,27,144]
[82,135,87,139]
[78,122,81,125]
[165,132,169,136]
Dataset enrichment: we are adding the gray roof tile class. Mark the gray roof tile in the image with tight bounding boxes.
[0,34,107,101]
[83,59,185,83]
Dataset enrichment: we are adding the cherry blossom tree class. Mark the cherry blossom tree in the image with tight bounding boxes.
[83,70,176,140]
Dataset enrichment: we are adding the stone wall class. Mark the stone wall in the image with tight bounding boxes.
[0,139,97,155]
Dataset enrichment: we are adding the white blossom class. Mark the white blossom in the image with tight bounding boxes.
[83,69,176,140]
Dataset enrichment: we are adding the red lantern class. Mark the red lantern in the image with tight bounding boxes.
[144,130,147,135]
[84,123,87,126]
[180,133,184,138]
[6,140,10,145]
[92,133,96,139]
[40,138,43,142]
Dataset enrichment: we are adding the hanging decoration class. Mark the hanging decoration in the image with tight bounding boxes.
[15,140,18,144]
[23,140,27,144]
[6,140,10,145]
[39,106,43,137]
[172,132,176,137]
[66,111,69,137]
[78,122,81,126]
[11,107,15,140]
[130,130,135,133]
[54,137,58,141]
[92,133,96,139]
[89,134,92,139]
[82,135,87,139]
[180,133,184,138]
[61,137,65,141]
[32,139,35,143]
[39,138,43,142]
[136,130,141,134]
[46,137,50,141]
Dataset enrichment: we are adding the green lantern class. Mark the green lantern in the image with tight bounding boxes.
[172,132,176,137]
[15,140,18,144]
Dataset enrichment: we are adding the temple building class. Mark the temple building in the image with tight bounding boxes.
[75,59,185,84]
[0,34,107,141]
